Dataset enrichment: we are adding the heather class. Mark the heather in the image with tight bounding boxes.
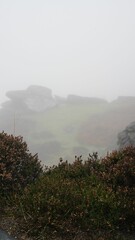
[0,133,135,239]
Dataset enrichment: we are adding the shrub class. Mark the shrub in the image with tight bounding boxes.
[14,178,116,238]
[3,147,135,239]
[12,156,117,239]
[99,146,135,230]
[100,146,135,187]
[0,131,43,196]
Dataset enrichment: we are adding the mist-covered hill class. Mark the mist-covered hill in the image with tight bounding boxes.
[0,85,135,165]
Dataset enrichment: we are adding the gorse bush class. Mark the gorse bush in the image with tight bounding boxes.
[1,140,135,239]
[13,159,116,239]
[100,146,135,190]
[48,153,100,180]
[0,132,43,196]
[99,146,135,230]
[12,151,135,239]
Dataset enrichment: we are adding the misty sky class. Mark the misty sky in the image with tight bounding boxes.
[0,0,135,105]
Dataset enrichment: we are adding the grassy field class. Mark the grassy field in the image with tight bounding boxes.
[23,98,135,166]
[1,96,135,166]
[26,102,108,164]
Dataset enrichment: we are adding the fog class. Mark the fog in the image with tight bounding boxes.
[0,0,135,106]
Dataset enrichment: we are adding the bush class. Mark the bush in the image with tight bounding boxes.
[100,146,135,189]
[12,156,118,239]
[0,131,43,196]
[99,146,135,230]
[3,147,135,239]
[13,177,116,238]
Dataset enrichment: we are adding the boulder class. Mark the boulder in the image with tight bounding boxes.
[0,229,15,240]
[117,121,135,148]
[5,85,56,112]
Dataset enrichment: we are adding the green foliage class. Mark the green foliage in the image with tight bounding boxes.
[2,144,135,239]
[0,132,43,196]
[100,146,135,190]
[12,173,114,238]
[11,150,135,239]
[99,146,135,231]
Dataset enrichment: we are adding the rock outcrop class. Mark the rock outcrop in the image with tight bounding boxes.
[117,121,135,148]
[67,94,108,104]
[113,96,135,104]
[3,85,56,112]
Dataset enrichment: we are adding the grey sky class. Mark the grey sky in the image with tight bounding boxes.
[0,0,135,105]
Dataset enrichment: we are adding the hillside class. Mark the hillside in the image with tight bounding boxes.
[0,86,135,165]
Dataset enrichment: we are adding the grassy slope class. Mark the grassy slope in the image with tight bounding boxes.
[26,98,135,165]
[3,97,135,166]
[27,102,108,164]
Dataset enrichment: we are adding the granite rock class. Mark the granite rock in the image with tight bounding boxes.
[4,85,56,112]
[117,121,135,148]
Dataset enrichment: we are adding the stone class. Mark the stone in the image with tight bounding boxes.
[117,121,135,148]
[0,229,15,240]
[4,85,57,112]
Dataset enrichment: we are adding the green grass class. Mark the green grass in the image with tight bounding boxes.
[11,98,135,167]
[26,102,108,163]
[13,98,135,166]
[32,103,107,140]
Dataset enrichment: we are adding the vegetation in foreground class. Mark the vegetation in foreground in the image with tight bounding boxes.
[0,132,135,239]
